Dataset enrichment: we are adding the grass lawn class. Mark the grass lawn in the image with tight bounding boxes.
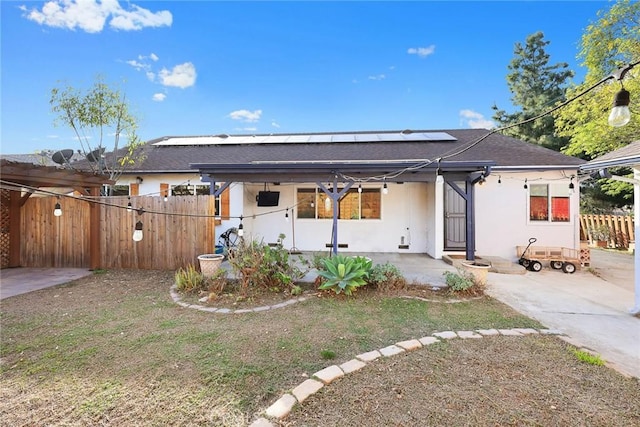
[1,269,638,426]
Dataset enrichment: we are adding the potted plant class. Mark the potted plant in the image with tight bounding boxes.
[588,224,612,248]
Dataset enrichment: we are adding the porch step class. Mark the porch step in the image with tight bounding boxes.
[442,254,526,275]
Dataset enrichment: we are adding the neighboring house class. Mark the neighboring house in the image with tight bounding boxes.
[106,129,584,262]
[581,140,640,315]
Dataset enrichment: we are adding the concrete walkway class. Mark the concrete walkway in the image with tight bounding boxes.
[485,249,638,379]
[0,268,93,300]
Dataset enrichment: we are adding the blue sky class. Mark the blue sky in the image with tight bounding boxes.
[1,0,610,155]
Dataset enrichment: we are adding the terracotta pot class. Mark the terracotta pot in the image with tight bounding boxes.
[198,254,224,276]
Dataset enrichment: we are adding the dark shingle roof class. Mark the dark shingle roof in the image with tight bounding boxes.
[581,140,640,170]
[123,129,584,174]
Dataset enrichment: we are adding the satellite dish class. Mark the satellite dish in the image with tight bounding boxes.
[51,149,74,165]
[86,147,105,162]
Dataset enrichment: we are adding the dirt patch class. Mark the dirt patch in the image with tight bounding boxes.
[279,336,640,426]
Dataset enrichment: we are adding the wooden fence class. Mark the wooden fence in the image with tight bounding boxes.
[579,214,635,249]
[20,195,217,269]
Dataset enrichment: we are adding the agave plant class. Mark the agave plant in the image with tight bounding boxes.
[317,255,371,296]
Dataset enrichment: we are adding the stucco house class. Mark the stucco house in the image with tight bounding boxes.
[110,129,584,262]
[581,140,640,315]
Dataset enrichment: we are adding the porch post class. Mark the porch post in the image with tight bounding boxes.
[632,168,640,315]
[317,177,353,255]
[8,190,22,267]
[464,179,476,261]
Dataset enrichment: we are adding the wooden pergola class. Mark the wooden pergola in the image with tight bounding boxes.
[0,160,113,269]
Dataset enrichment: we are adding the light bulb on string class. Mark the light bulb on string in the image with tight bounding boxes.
[358,184,362,193]
[524,179,528,190]
[132,209,144,241]
[133,221,143,241]
[238,216,244,237]
[285,208,290,222]
[127,197,132,212]
[569,176,575,195]
[53,198,62,217]
[608,88,631,127]
[324,195,331,211]
[382,178,388,195]
[498,176,502,184]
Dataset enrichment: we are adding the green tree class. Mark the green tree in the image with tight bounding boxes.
[492,31,575,151]
[50,77,146,186]
[555,0,639,159]
[554,0,639,209]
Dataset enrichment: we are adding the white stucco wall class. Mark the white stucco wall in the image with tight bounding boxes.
[238,182,433,254]
[475,170,580,261]
[121,170,580,261]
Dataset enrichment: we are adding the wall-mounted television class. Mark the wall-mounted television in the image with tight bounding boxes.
[256,191,280,206]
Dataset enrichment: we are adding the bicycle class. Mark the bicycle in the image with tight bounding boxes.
[218,227,240,257]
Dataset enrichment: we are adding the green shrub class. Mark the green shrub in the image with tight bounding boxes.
[317,255,370,296]
[206,268,228,295]
[443,270,476,292]
[175,264,206,293]
[227,234,307,296]
[368,262,407,291]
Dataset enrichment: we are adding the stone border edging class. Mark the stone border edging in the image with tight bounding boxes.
[170,285,483,315]
[169,285,311,314]
[249,327,564,427]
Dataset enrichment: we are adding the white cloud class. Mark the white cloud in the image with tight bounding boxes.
[271,121,280,128]
[152,93,166,102]
[126,59,146,71]
[368,74,386,81]
[158,62,197,88]
[22,0,172,33]
[459,109,495,129]
[145,71,155,81]
[228,109,262,123]
[407,45,436,58]
[149,53,159,61]
[109,4,172,31]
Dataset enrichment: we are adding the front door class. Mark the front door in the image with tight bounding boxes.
[444,182,466,250]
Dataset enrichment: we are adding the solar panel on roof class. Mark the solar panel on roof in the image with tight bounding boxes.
[152,131,458,146]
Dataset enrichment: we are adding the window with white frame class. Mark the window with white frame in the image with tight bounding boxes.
[529,184,570,222]
[296,188,381,220]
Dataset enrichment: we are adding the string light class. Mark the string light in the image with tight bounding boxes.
[569,176,575,195]
[524,179,528,190]
[126,197,132,212]
[285,208,289,222]
[238,215,244,237]
[132,220,143,242]
[132,209,144,242]
[358,184,362,193]
[324,195,331,211]
[382,178,388,195]
[53,197,62,217]
[498,176,502,184]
